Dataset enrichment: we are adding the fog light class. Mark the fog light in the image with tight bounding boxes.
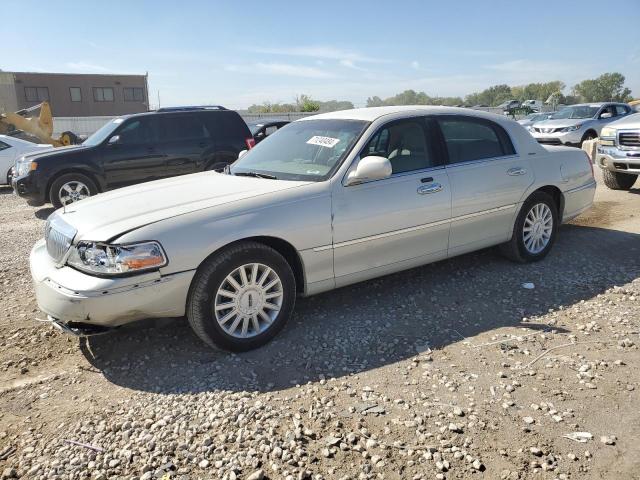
[600,157,607,167]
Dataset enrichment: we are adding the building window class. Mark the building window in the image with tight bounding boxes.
[93,87,114,102]
[123,87,144,102]
[24,87,49,102]
[70,87,82,102]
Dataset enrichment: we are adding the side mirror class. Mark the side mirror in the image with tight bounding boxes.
[238,149,248,159]
[600,112,612,119]
[345,156,392,186]
[108,135,120,145]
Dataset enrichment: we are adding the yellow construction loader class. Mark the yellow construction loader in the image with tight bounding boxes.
[0,101,79,147]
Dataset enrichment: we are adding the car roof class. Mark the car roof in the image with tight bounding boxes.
[298,105,511,123]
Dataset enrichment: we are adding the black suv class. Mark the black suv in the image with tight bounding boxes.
[12,106,254,208]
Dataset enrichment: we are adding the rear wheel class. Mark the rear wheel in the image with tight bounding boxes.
[187,241,296,351]
[49,173,98,209]
[602,169,637,190]
[500,191,558,263]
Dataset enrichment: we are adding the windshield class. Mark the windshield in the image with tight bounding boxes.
[82,118,124,146]
[550,105,599,120]
[230,119,368,181]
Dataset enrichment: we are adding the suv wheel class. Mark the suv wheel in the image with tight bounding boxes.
[187,241,296,351]
[50,173,98,209]
[602,169,637,190]
[500,191,558,263]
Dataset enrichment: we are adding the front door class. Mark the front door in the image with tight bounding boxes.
[436,115,534,256]
[332,117,451,285]
[101,116,166,188]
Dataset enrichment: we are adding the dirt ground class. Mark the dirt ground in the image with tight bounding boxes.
[0,169,638,480]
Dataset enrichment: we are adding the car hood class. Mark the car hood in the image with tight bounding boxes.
[52,172,312,241]
[21,144,90,161]
[534,118,592,129]
[606,112,640,129]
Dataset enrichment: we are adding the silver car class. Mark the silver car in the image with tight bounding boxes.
[596,112,640,190]
[30,106,596,351]
[531,102,634,147]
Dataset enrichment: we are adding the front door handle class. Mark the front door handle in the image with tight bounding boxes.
[507,167,526,176]
[417,183,443,195]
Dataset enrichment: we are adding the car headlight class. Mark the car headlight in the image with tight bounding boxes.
[16,160,37,177]
[561,124,583,132]
[67,241,168,275]
[600,127,616,138]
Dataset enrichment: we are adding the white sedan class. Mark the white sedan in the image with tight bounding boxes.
[0,135,53,184]
[30,106,596,351]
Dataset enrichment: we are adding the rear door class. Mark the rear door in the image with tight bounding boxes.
[436,115,534,256]
[0,140,14,181]
[205,111,252,169]
[158,113,214,176]
[101,116,166,188]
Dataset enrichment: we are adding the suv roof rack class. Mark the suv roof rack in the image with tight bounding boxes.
[156,105,227,112]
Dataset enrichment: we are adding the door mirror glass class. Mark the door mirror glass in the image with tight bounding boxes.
[238,149,248,159]
[345,156,392,186]
[108,135,120,145]
[600,112,612,119]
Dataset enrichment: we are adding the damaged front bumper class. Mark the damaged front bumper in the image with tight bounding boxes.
[29,239,195,329]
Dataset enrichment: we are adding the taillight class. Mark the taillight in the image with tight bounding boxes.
[245,138,256,149]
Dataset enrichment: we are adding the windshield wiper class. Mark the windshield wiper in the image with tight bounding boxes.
[234,171,278,180]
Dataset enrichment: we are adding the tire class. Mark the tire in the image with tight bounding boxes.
[602,169,637,190]
[500,191,558,263]
[49,173,98,209]
[187,241,296,351]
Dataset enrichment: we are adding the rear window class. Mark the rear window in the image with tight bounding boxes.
[437,116,515,164]
[204,111,251,141]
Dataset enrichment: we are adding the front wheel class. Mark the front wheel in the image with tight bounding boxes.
[187,241,296,351]
[49,173,98,209]
[602,169,637,190]
[500,191,558,263]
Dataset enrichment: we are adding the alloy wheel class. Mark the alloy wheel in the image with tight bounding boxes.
[59,181,90,205]
[213,263,284,338]
[522,203,553,254]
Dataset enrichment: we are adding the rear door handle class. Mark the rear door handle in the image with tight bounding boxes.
[417,183,443,195]
[507,167,526,176]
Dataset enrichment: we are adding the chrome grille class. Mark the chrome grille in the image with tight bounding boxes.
[44,215,77,263]
[619,132,640,148]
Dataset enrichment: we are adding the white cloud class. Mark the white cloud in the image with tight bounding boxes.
[248,45,387,64]
[411,60,420,69]
[225,62,336,79]
[65,62,112,73]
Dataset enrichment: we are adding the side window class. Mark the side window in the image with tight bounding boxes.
[205,113,249,142]
[438,117,514,164]
[116,118,156,145]
[0,141,10,152]
[265,125,278,136]
[615,105,629,116]
[362,119,433,174]
[161,115,210,141]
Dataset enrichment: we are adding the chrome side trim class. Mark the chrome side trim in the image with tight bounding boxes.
[450,204,516,223]
[564,179,597,194]
[313,203,517,252]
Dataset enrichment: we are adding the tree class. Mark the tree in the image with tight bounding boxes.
[366,96,384,107]
[573,73,633,102]
[296,94,320,112]
[366,90,462,107]
[464,84,512,106]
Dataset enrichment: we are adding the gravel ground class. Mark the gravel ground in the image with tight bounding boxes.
[0,170,639,480]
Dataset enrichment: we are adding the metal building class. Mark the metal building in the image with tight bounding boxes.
[0,71,149,116]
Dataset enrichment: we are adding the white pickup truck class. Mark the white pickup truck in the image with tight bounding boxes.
[596,113,640,190]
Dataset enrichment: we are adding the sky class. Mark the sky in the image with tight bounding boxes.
[2,0,639,109]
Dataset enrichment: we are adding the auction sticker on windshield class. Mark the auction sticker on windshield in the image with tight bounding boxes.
[307,136,340,148]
